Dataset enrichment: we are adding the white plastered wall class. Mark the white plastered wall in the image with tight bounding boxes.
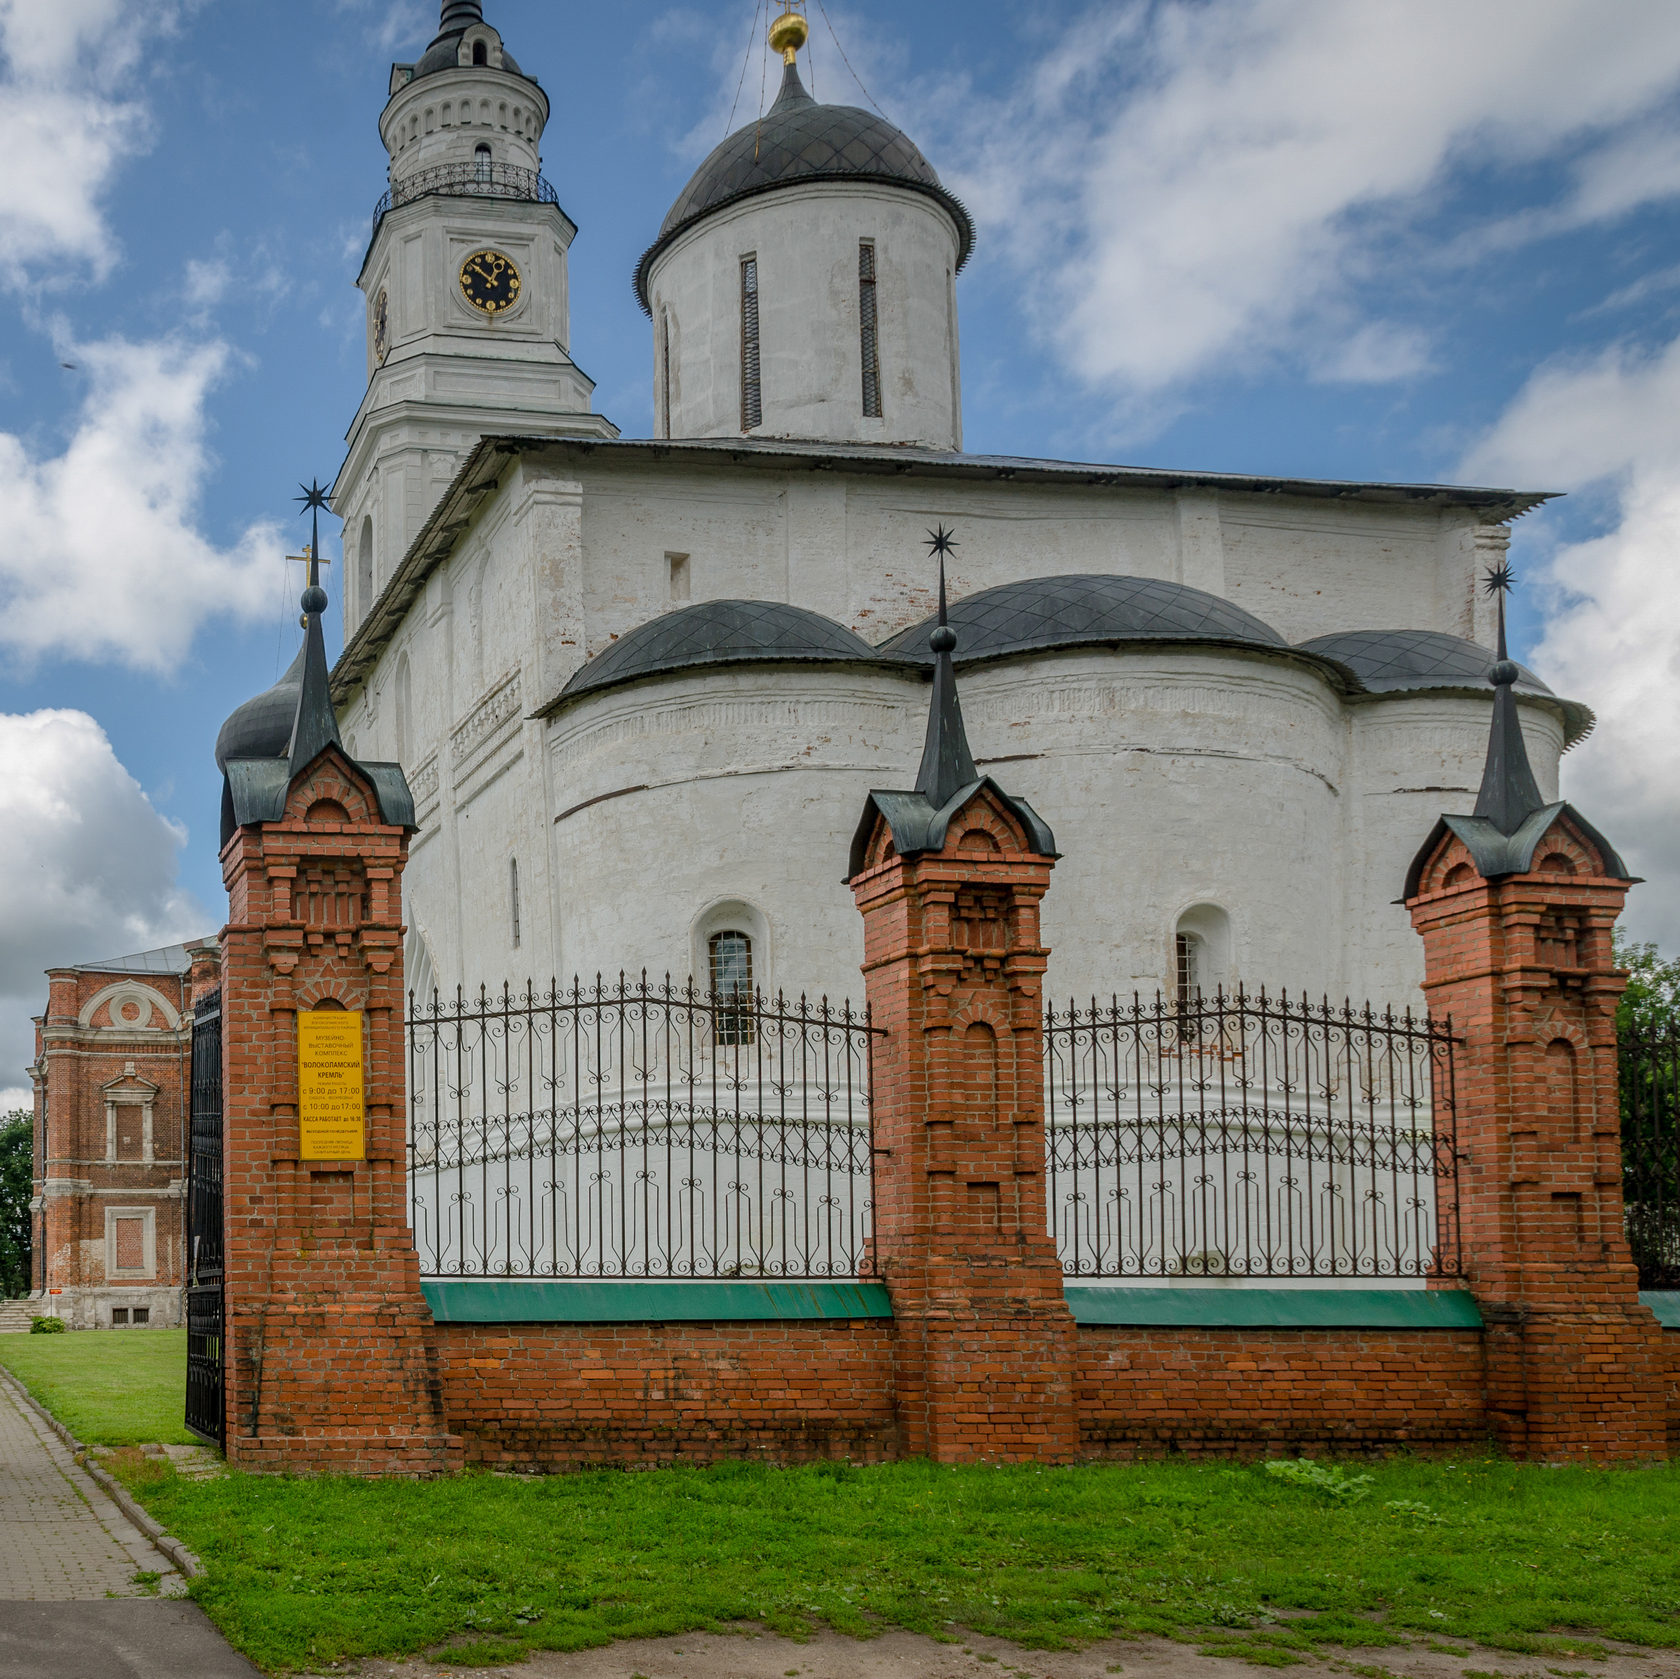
[646,182,965,448]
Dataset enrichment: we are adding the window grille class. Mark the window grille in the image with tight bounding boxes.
[709,931,754,1045]
[474,143,492,183]
[859,241,882,418]
[740,256,762,431]
[510,857,521,950]
[1176,932,1203,1002]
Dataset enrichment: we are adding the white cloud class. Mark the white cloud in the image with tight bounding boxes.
[1462,337,1680,947]
[0,709,209,1092]
[945,0,1680,408]
[1313,322,1436,386]
[0,0,175,284]
[0,331,281,672]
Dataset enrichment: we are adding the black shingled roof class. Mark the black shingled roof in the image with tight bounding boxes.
[545,599,915,713]
[633,63,974,312]
[879,574,1289,664]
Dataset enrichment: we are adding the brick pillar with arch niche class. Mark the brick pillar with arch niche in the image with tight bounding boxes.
[217,565,457,1474]
[1404,575,1665,1462]
[848,529,1077,1462]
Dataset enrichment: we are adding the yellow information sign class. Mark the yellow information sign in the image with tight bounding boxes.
[297,1009,366,1161]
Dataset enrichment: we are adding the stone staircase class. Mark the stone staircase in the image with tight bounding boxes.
[0,1301,38,1334]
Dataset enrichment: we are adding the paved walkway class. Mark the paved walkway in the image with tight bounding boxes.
[0,1374,179,1600]
[0,1375,259,1677]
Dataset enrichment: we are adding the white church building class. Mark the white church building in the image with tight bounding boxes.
[218,0,1585,1019]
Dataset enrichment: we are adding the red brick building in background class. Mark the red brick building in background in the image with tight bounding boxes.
[28,942,214,1329]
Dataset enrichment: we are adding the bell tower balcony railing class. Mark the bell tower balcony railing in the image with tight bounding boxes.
[372,160,559,237]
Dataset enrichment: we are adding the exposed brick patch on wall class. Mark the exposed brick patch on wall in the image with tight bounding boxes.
[434,1320,900,1468]
[1077,1325,1489,1458]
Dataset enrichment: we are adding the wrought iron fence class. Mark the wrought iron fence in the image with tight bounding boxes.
[407,975,877,1280]
[1621,1022,1679,1289]
[1045,988,1461,1280]
[373,161,558,235]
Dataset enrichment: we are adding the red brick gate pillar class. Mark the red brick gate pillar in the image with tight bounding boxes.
[217,573,457,1474]
[1403,580,1665,1463]
[847,536,1077,1462]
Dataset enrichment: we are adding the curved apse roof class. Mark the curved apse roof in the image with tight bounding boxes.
[879,574,1290,664]
[1299,628,1595,745]
[633,63,975,311]
[549,599,914,712]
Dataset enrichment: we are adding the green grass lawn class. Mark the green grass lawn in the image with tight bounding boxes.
[0,1327,196,1446]
[111,1452,1680,1674]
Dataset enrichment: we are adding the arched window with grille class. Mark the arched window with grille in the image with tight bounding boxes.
[1174,904,1231,1005]
[708,930,754,1046]
[474,143,493,182]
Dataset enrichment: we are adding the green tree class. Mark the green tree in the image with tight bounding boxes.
[1615,931,1680,1288]
[1614,928,1680,1034]
[0,1111,32,1299]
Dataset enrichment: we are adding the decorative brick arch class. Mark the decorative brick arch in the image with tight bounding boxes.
[79,980,182,1033]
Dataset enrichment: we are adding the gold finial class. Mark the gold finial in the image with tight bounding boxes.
[768,6,808,65]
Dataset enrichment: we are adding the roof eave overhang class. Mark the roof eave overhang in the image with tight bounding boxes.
[469,435,1556,515]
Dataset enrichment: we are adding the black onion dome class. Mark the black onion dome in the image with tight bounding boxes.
[408,2,526,82]
[553,600,913,708]
[633,62,975,311]
[215,644,304,772]
[879,574,1289,664]
[1299,628,1594,745]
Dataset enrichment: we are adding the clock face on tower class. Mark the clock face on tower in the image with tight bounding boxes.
[459,249,522,315]
[373,289,390,364]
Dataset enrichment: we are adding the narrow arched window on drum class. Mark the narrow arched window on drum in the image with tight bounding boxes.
[709,930,754,1046]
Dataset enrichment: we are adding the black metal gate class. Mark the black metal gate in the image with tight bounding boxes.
[1622,1021,1679,1290]
[185,988,225,1445]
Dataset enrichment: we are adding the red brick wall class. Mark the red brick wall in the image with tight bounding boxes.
[433,1320,900,1468]
[32,960,198,1323]
[1077,1325,1489,1457]
[424,1318,1499,1468]
[1664,1328,1680,1449]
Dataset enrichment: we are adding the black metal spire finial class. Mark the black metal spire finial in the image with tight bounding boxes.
[1471,561,1546,836]
[287,477,343,779]
[913,525,978,808]
[438,0,484,33]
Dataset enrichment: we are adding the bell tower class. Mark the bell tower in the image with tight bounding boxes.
[337,1,616,638]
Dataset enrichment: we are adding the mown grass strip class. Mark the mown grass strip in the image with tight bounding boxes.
[0,1328,196,1446]
[113,1453,1680,1673]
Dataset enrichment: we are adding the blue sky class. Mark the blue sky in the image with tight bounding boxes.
[4,0,1680,1099]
